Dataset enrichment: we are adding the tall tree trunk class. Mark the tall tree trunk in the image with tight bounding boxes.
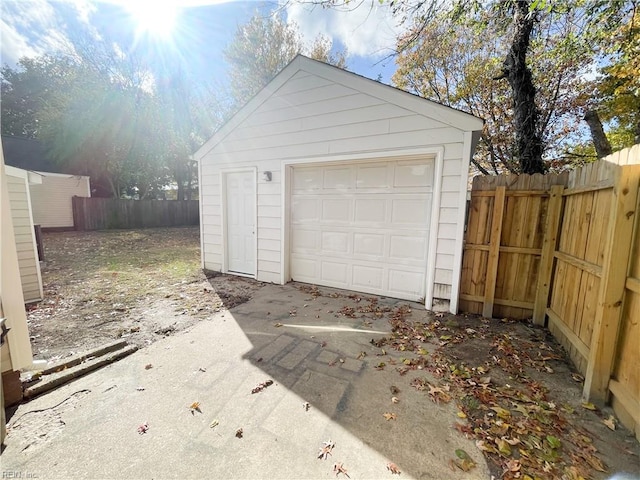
[636,105,640,144]
[174,166,185,201]
[584,110,613,158]
[495,0,545,174]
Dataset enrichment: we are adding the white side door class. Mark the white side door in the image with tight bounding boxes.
[225,171,256,275]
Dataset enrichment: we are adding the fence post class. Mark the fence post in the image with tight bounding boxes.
[533,185,564,326]
[72,196,84,231]
[482,186,506,318]
[583,164,640,405]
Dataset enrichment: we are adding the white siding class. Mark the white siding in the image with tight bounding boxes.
[30,173,90,228]
[199,62,478,304]
[6,173,43,303]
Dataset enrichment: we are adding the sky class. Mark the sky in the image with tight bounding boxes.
[0,0,405,89]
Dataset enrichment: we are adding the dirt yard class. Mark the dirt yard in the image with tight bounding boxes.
[27,227,262,362]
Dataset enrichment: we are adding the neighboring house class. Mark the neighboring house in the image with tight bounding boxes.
[195,55,483,313]
[1,142,35,430]
[1,135,91,230]
[30,171,91,229]
[5,166,44,303]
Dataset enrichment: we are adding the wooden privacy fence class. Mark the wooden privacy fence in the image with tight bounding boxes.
[459,145,640,440]
[72,197,199,231]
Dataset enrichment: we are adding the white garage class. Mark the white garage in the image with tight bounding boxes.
[195,55,483,312]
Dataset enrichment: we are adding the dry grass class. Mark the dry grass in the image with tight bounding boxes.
[27,227,262,361]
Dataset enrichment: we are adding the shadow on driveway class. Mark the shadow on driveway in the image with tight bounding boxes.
[232,283,488,479]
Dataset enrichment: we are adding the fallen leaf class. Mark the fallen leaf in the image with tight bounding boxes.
[391,396,399,404]
[189,401,202,413]
[273,323,284,327]
[235,428,243,438]
[504,459,521,472]
[603,415,616,430]
[453,449,476,471]
[137,422,149,434]
[581,402,597,411]
[383,412,397,421]
[496,438,512,456]
[386,462,401,474]
[455,448,472,460]
[144,364,153,370]
[209,419,219,428]
[584,453,607,472]
[251,379,274,394]
[375,362,386,370]
[475,440,497,453]
[546,435,562,449]
[318,440,335,460]
[457,411,467,419]
[571,373,584,382]
[357,351,367,359]
[490,406,512,419]
[333,462,350,478]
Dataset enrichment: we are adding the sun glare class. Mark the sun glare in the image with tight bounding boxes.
[127,0,179,38]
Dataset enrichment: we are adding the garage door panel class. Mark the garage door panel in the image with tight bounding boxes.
[322,199,351,222]
[389,269,424,297]
[292,229,318,251]
[291,256,318,279]
[292,198,318,222]
[394,162,433,187]
[323,167,352,189]
[354,198,386,222]
[353,233,385,256]
[291,159,433,301]
[390,235,427,260]
[391,198,430,225]
[321,231,349,253]
[321,261,349,284]
[356,164,389,188]
[293,168,322,191]
[353,265,384,289]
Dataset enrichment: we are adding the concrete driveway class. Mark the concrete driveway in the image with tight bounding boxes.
[1,283,488,479]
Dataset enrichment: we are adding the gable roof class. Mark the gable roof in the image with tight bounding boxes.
[194,55,484,161]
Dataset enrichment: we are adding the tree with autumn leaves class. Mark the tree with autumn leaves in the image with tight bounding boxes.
[296,0,638,174]
[223,13,347,111]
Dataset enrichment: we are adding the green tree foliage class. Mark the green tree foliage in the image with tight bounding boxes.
[1,40,218,198]
[0,55,81,138]
[224,13,347,108]
[594,4,639,145]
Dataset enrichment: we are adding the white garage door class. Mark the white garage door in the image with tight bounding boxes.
[290,158,434,301]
